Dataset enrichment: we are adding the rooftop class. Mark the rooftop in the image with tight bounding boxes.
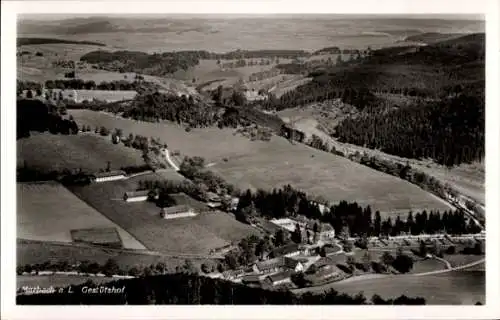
[271,243,300,257]
[124,190,150,198]
[255,257,285,270]
[267,271,293,283]
[242,275,261,283]
[93,170,126,178]
[161,204,193,215]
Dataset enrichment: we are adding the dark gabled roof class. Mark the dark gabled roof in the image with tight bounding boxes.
[267,271,293,283]
[284,257,303,269]
[271,243,300,257]
[93,170,126,178]
[255,257,285,271]
[124,190,150,198]
[242,275,261,283]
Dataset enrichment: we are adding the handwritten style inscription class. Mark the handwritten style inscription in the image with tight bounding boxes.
[20,285,126,295]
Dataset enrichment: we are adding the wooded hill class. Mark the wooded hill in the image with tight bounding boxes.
[261,33,484,111]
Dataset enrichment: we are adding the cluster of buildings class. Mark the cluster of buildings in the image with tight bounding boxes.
[208,241,346,288]
[268,217,335,242]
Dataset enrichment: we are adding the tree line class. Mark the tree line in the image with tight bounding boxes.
[17,99,78,139]
[16,272,426,305]
[17,258,197,279]
[17,78,158,92]
[334,94,485,167]
[235,184,477,237]
[80,50,201,76]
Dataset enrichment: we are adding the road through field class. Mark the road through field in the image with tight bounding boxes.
[294,256,485,295]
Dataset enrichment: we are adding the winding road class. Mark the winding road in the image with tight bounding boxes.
[164,149,180,171]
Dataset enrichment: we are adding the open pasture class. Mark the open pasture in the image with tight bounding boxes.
[69,177,259,255]
[17,182,146,250]
[17,43,110,82]
[69,110,452,215]
[17,132,145,174]
[329,271,485,305]
[277,109,484,206]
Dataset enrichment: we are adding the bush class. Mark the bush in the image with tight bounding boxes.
[445,245,456,255]
[99,126,110,136]
[128,266,141,277]
[392,253,414,273]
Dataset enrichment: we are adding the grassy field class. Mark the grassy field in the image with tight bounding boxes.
[17,182,146,250]
[17,239,213,272]
[443,254,485,268]
[69,110,452,216]
[329,271,485,305]
[68,175,259,255]
[277,109,484,205]
[17,132,145,174]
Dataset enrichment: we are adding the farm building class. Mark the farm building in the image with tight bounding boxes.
[92,170,127,183]
[123,190,153,202]
[205,192,222,208]
[270,243,301,258]
[319,224,335,239]
[222,269,245,281]
[160,205,197,219]
[266,271,293,286]
[284,257,305,272]
[305,221,335,240]
[252,257,286,275]
[269,218,298,232]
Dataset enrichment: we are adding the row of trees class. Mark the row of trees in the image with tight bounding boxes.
[80,50,201,76]
[43,79,156,91]
[334,94,485,167]
[16,272,426,305]
[17,258,198,278]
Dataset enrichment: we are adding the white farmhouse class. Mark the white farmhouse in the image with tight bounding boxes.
[92,170,127,183]
[123,190,151,202]
[160,205,197,219]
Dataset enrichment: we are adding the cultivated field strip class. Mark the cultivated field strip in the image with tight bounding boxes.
[17,182,146,249]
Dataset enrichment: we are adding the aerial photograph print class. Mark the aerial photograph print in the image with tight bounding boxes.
[13,9,487,307]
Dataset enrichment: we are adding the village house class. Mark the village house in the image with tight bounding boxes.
[123,190,153,202]
[269,218,298,232]
[92,170,127,183]
[222,269,245,282]
[160,205,197,219]
[319,223,335,239]
[252,257,285,275]
[284,257,305,272]
[266,271,293,286]
[270,243,301,258]
[205,191,222,208]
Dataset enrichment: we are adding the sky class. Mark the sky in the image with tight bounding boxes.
[19,13,485,21]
